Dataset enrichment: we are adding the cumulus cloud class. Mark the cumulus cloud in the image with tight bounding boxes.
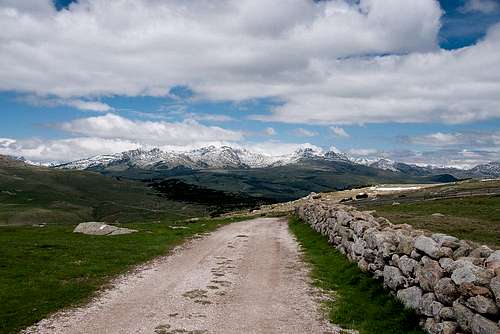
[293,128,318,137]
[0,137,142,162]
[330,126,350,138]
[0,0,456,126]
[55,113,243,146]
[460,0,499,14]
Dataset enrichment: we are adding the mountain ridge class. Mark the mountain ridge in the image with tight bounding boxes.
[50,145,500,178]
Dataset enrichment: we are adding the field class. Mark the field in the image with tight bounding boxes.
[362,195,500,247]
[0,216,249,334]
[289,216,424,334]
[353,180,500,247]
[0,156,206,225]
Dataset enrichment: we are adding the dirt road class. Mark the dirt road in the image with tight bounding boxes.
[24,218,345,334]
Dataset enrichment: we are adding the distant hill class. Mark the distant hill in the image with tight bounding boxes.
[0,155,208,225]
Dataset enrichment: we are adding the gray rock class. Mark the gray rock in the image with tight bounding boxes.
[439,307,456,320]
[396,231,414,255]
[398,255,418,277]
[416,257,444,291]
[466,295,498,315]
[440,258,455,273]
[491,276,500,307]
[435,278,459,305]
[425,319,459,334]
[397,286,423,310]
[415,236,442,259]
[364,230,396,251]
[383,266,406,290]
[424,318,440,334]
[73,222,137,236]
[411,249,422,260]
[439,321,459,334]
[454,242,473,259]
[486,251,500,272]
[453,301,475,332]
[421,293,443,317]
[470,246,494,259]
[451,260,494,286]
[471,313,499,334]
[432,233,460,249]
[351,239,367,256]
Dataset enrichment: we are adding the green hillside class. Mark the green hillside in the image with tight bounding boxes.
[0,156,205,225]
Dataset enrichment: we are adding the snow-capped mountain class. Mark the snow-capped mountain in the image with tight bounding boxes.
[55,146,287,171]
[54,145,357,171]
[368,158,398,172]
[51,145,500,179]
[468,161,500,177]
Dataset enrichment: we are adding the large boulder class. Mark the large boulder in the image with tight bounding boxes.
[73,222,137,236]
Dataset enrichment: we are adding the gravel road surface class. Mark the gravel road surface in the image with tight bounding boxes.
[24,218,346,334]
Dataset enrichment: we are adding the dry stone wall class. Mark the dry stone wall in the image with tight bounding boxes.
[295,200,500,334]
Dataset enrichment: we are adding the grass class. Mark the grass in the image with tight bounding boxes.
[365,195,500,247]
[0,215,249,334]
[0,156,206,226]
[288,216,424,334]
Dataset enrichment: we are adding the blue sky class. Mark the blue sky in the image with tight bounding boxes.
[1,0,500,168]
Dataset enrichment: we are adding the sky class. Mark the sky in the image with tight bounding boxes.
[0,0,500,168]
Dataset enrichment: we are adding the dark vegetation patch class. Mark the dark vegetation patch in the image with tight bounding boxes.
[0,215,249,334]
[288,216,424,334]
[148,179,276,216]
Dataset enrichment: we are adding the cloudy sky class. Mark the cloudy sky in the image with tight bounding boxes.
[1,0,500,168]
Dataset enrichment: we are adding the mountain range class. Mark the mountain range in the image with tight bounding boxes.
[52,145,500,179]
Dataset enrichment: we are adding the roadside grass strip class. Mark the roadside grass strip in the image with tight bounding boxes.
[288,215,425,334]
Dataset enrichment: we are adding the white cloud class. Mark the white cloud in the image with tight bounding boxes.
[263,127,277,136]
[0,0,458,126]
[254,23,500,125]
[460,0,499,14]
[330,126,350,138]
[348,148,379,156]
[0,137,142,162]
[293,128,318,137]
[408,131,500,147]
[56,113,243,146]
[21,95,113,112]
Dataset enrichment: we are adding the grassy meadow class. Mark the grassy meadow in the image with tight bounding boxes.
[365,195,500,247]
